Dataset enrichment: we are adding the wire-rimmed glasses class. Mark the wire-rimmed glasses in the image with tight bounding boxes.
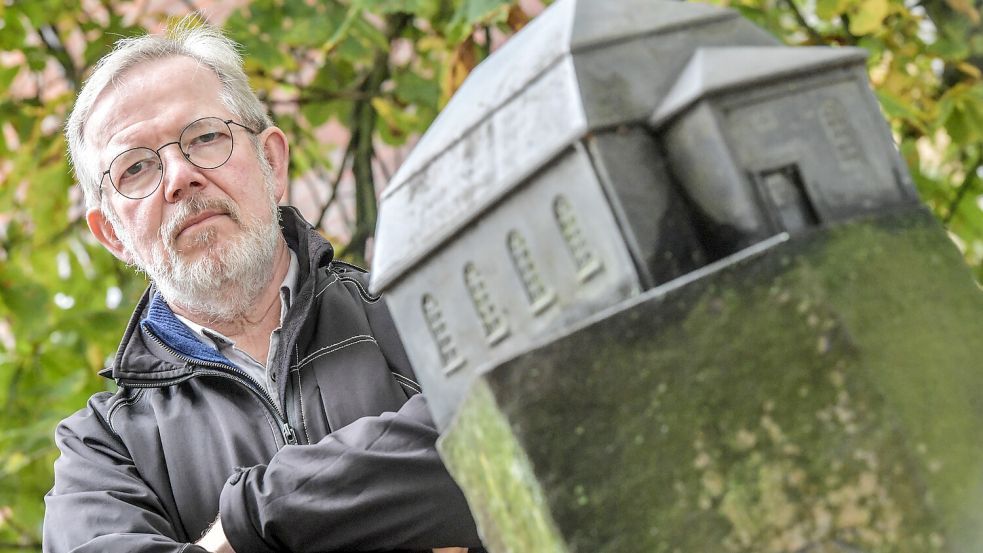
[98,117,259,200]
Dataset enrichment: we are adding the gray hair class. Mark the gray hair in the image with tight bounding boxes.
[66,17,273,210]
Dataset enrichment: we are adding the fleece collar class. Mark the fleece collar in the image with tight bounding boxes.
[141,294,232,367]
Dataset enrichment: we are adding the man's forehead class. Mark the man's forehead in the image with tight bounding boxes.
[85,56,224,148]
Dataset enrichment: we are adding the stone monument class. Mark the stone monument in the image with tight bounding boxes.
[370,1,983,551]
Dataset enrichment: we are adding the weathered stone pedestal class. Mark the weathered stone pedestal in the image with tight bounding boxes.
[439,208,983,553]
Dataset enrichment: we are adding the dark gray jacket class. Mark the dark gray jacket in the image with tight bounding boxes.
[43,207,481,553]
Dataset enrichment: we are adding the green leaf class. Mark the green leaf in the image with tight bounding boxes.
[302,101,336,128]
[361,0,433,14]
[456,0,512,25]
[943,86,983,143]
[947,192,983,240]
[311,60,357,94]
[0,65,19,93]
[83,33,117,67]
[24,47,48,71]
[249,39,294,71]
[372,97,419,145]
[0,10,26,50]
[856,35,886,59]
[341,15,390,57]
[875,90,927,132]
[926,33,970,61]
[443,0,512,43]
[0,271,49,338]
[945,112,971,146]
[393,69,440,107]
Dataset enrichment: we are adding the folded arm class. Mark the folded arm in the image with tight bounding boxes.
[45,392,479,553]
[219,393,481,553]
[43,396,209,553]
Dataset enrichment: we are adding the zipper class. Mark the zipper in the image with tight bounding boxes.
[140,329,299,446]
[281,423,297,446]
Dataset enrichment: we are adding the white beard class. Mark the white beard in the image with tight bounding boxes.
[109,188,282,323]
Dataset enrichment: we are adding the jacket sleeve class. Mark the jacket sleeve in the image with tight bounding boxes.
[218,393,482,553]
[43,394,209,553]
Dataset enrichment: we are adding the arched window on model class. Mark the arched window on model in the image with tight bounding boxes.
[554,195,603,282]
[507,230,555,314]
[422,293,465,374]
[463,262,509,345]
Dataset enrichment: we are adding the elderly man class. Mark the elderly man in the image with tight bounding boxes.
[43,21,480,553]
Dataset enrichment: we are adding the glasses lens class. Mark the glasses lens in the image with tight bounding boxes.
[181,117,234,169]
[109,148,163,199]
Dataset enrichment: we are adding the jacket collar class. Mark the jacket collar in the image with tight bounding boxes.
[278,205,335,283]
[103,206,335,381]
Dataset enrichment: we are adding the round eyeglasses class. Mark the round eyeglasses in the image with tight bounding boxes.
[98,117,259,200]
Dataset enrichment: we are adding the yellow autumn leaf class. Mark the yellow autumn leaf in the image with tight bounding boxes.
[944,0,981,24]
[848,0,890,35]
[440,38,479,105]
[416,36,446,53]
[956,61,982,80]
[86,344,105,371]
[3,452,28,475]
[371,97,395,121]
[816,0,850,20]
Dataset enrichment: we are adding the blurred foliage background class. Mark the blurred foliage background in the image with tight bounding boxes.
[0,0,980,550]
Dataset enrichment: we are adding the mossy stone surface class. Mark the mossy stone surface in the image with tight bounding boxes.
[438,380,569,553]
[440,208,983,553]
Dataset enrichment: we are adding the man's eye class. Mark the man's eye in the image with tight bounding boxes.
[124,161,147,177]
[192,132,222,146]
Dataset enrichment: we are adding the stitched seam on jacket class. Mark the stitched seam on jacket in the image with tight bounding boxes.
[337,276,381,303]
[258,404,279,447]
[392,371,421,390]
[392,372,421,394]
[292,335,375,368]
[295,368,311,444]
[313,273,339,299]
[107,389,145,435]
[291,335,378,371]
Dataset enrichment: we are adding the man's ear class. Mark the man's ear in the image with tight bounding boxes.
[260,127,290,203]
[86,207,132,263]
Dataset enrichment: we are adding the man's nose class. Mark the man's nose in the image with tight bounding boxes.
[158,143,205,203]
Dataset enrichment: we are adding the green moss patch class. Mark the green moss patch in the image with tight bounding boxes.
[444,209,983,552]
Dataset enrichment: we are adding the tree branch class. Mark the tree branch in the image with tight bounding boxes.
[943,152,982,225]
[37,24,79,89]
[782,0,824,44]
[345,13,412,261]
[482,25,492,59]
[251,67,366,99]
[316,139,355,227]
[838,14,858,44]
[373,149,394,186]
[264,90,375,106]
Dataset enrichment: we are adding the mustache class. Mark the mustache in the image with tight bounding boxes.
[161,194,242,247]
